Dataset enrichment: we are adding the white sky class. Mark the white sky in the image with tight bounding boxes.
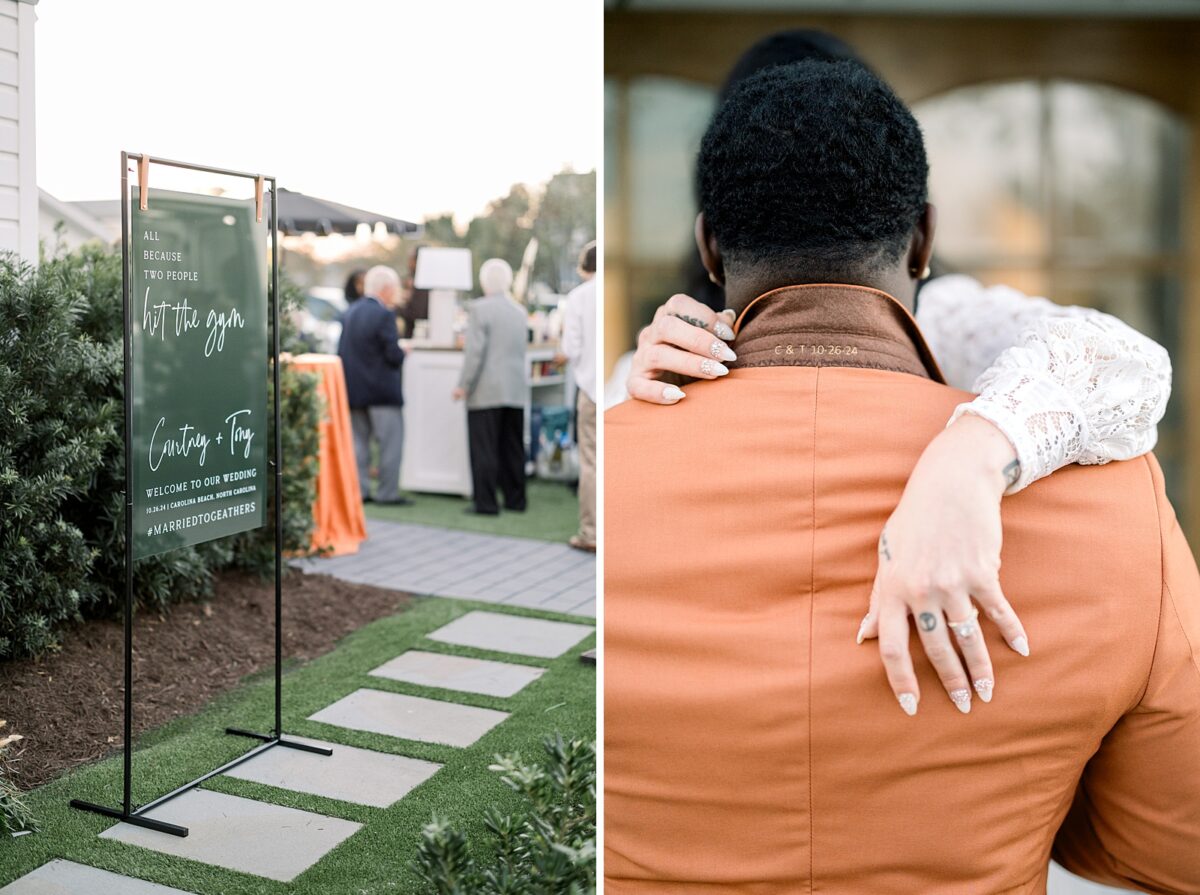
[34,0,599,225]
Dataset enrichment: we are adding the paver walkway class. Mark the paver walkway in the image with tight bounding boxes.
[295,519,595,617]
[0,860,197,895]
[1,605,595,894]
[99,790,362,883]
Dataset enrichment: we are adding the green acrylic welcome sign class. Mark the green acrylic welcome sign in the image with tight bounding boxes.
[130,187,268,559]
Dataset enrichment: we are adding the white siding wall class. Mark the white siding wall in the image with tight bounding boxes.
[0,0,34,262]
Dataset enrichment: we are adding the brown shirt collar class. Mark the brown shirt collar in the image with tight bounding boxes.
[730,283,946,384]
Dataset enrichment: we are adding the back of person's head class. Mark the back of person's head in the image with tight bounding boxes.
[479,258,514,296]
[579,241,596,276]
[719,29,864,101]
[363,265,400,302]
[344,269,366,302]
[684,30,867,313]
[697,59,928,285]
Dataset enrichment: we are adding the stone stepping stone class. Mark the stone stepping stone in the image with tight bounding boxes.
[99,788,361,883]
[426,610,594,659]
[222,735,440,808]
[370,650,544,697]
[309,688,507,747]
[0,860,196,895]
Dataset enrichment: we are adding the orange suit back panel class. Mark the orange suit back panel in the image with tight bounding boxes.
[604,300,1200,893]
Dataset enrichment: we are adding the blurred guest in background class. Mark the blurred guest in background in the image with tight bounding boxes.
[453,258,528,515]
[401,247,430,338]
[562,241,597,552]
[344,268,366,304]
[339,265,412,506]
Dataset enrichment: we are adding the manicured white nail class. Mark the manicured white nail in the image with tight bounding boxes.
[714,321,735,341]
[950,689,972,714]
[699,359,729,377]
[897,693,918,716]
[1011,636,1029,657]
[973,678,994,703]
[709,340,737,362]
[662,385,685,402]
[856,613,870,644]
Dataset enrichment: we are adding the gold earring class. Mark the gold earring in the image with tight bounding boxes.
[709,272,721,286]
[912,265,930,280]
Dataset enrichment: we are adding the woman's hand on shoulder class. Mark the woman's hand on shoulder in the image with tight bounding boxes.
[858,414,1031,717]
[626,294,738,405]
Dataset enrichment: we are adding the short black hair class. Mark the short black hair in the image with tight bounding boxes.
[579,240,596,274]
[697,59,928,281]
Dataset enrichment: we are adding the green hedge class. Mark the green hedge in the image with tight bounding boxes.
[0,245,321,660]
[0,722,34,834]
[412,735,596,894]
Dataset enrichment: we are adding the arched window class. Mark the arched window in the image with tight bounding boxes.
[916,80,1188,513]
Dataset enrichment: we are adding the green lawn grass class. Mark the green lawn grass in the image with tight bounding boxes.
[0,597,595,894]
[368,478,581,542]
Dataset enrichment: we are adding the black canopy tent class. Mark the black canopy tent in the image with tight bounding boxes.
[274,187,421,237]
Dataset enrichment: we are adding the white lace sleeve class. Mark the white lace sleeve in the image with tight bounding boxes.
[915,275,1172,494]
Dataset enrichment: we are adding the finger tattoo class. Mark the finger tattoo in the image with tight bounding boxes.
[1002,458,1021,489]
[672,312,708,329]
[879,530,892,562]
[918,612,938,632]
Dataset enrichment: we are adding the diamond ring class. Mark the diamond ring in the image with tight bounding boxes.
[947,606,980,640]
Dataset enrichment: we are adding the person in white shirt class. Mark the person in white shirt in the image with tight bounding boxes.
[561,242,598,551]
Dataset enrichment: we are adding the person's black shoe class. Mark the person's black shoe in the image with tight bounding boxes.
[504,503,527,512]
[362,495,375,504]
[464,506,499,516]
[376,496,413,506]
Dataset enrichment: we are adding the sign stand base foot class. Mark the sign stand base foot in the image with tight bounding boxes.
[68,730,332,836]
[226,727,333,756]
[68,800,191,838]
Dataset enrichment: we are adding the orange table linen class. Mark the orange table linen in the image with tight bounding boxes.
[288,353,367,556]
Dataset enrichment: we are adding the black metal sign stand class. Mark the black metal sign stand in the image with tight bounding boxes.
[69,153,332,839]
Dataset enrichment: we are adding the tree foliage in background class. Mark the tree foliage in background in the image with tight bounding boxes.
[412,735,596,895]
[0,244,321,659]
[531,170,596,294]
[464,184,536,276]
[422,167,596,296]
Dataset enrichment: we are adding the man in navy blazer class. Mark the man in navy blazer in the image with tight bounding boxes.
[338,265,411,505]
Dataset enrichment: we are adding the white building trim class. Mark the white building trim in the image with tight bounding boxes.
[16,0,33,261]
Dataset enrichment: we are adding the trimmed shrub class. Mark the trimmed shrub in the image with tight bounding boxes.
[0,721,35,834]
[412,735,597,894]
[0,245,321,658]
[0,255,109,658]
[224,355,322,574]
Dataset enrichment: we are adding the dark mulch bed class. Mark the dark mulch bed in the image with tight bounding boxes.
[0,571,411,789]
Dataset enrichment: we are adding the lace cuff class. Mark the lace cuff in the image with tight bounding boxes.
[946,310,1171,494]
[948,371,1089,495]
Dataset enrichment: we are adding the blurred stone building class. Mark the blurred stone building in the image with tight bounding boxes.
[604,0,1200,536]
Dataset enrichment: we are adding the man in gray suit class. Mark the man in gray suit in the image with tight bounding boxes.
[452,258,528,515]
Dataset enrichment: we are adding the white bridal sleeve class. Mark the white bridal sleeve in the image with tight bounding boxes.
[915,275,1172,494]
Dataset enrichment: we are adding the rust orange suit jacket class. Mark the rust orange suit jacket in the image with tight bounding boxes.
[604,285,1200,894]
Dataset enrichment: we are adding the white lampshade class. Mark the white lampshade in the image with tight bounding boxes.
[414,246,474,291]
